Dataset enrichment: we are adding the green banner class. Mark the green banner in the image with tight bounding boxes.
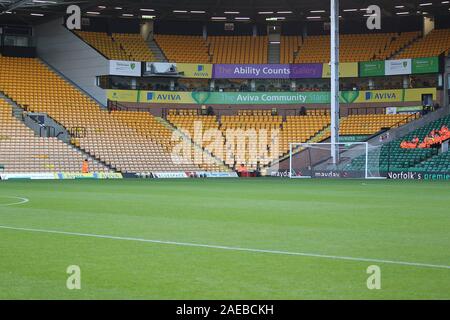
[412,57,439,74]
[107,88,436,105]
[339,135,371,142]
[107,90,331,105]
[359,60,385,77]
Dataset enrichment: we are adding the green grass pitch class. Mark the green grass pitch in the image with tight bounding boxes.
[0,178,449,300]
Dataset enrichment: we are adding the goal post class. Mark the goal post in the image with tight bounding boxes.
[289,142,383,179]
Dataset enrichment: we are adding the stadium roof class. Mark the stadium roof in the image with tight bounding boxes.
[0,0,449,24]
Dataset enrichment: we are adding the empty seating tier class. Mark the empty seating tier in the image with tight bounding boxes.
[0,57,221,174]
[295,32,420,63]
[280,36,302,64]
[396,29,450,59]
[75,31,130,60]
[220,114,282,168]
[413,151,450,172]
[112,33,155,61]
[154,35,210,63]
[0,99,108,173]
[166,113,225,171]
[208,36,268,64]
[340,114,416,136]
[280,115,330,155]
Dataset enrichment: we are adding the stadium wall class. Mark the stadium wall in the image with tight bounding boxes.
[34,19,109,106]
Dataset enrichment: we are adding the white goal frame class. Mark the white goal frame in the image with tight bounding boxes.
[289,142,370,179]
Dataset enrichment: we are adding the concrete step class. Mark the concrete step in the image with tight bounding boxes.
[268,43,281,64]
[147,39,168,62]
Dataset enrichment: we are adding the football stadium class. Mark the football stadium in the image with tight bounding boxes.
[0,0,449,303]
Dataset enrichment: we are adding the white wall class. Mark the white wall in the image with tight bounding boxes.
[34,18,109,106]
[423,16,435,37]
[140,21,154,41]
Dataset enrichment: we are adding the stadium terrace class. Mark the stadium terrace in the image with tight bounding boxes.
[0,0,449,305]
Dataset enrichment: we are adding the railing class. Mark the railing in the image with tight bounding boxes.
[348,106,389,115]
[39,125,56,138]
[108,100,144,112]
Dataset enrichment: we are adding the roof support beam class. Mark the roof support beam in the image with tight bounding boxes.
[0,0,32,15]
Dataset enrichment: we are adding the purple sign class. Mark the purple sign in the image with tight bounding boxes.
[212,64,323,79]
[290,63,323,79]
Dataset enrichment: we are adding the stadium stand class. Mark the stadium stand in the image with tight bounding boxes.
[380,31,422,59]
[339,114,417,136]
[348,147,437,173]
[0,99,108,173]
[167,111,223,147]
[220,114,282,168]
[154,35,210,63]
[163,109,423,167]
[168,110,284,169]
[112,33,155,61]
[413,151,450,172]
[396,28,450,59]
[280,36,302,64]
[397,115,450,149]
[166,111,226,169]
[0,57,223,173]
[294,32,421,63]
[74,31,130,60]
[114,110,225,172]
[348,114,450,172]
[280,115,331,155]
[74,30,441,65]
[208,36,268,64]
[111,110,175,151]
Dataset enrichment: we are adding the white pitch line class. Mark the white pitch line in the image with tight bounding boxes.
[0,225,449,270]
[0,196,29,207]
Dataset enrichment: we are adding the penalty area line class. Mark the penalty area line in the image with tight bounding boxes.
[0,224,449,270]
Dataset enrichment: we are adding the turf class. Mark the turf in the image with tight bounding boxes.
[0,178,449,300]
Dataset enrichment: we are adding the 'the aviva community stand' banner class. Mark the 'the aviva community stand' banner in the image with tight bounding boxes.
[107,88,436,105]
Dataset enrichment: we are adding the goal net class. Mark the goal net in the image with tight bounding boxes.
[289,142,383,179]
